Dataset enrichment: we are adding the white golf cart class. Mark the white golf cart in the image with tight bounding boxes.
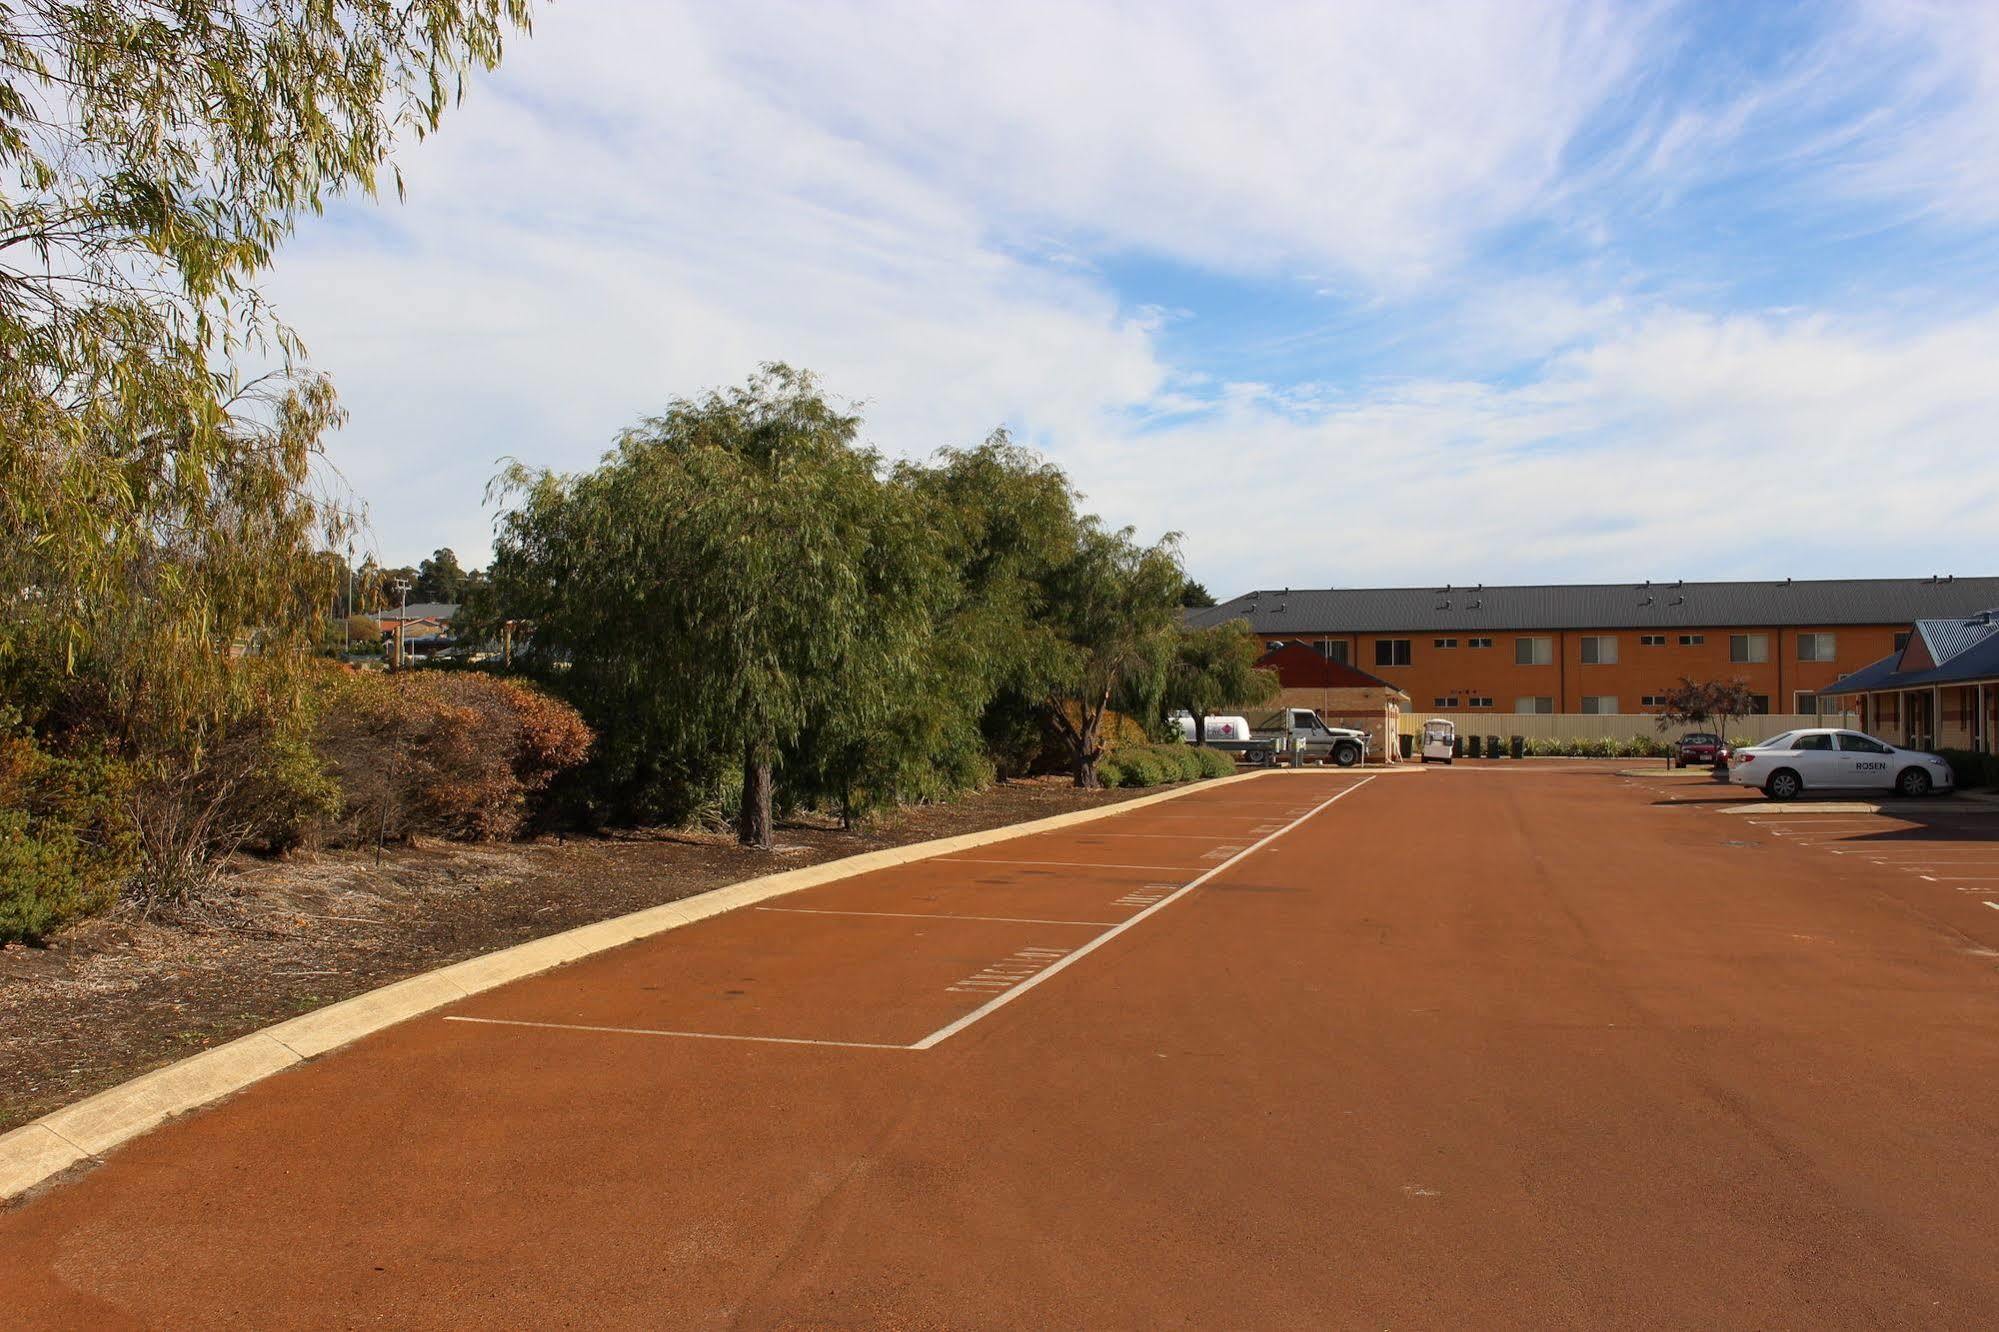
[1419,717,1457,764]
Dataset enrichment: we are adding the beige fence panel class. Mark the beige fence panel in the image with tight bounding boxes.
[1395,712,1853,743]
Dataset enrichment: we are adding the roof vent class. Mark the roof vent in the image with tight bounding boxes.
[1274,602,1286,612]
[1671,596,1685,606]
[1468,598,1482,609]
[1640,595,1653,606]
[1435,599,1451,611]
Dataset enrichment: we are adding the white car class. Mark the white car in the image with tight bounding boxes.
[1728,728,1956,801]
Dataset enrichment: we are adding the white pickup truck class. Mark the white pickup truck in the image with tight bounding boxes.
[1173,708,1368,768]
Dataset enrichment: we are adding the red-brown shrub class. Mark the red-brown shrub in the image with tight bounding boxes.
[314,669,592,844]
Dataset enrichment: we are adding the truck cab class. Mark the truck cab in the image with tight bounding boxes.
[1256,708,1369,768]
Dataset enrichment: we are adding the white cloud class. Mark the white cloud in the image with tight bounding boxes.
[1116,309,1999,591]
[263,0,1999,595]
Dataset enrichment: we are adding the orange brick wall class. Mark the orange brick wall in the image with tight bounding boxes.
[1283,625,1905,715]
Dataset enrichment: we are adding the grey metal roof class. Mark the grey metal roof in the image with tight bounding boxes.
[1914,611,1999,666]
[1820,608,1999,695]
[1186,577,1999,635]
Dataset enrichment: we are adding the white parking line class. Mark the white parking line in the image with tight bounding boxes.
[935,857,1202,873]
[441,1016,909,1051]
[756,907,1121,927]
[908,777,1376,1051]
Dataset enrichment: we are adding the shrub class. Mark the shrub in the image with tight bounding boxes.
[0,730,134,944]
[315,669,593,845]
[1527,737,1565,757]
[1191,746,1236,778]
[1937,749,1999,789]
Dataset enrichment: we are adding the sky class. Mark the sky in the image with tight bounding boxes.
[268,0,1999,598]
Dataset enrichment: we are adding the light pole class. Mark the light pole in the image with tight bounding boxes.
[393,577,412,670]
[343,543,355,655]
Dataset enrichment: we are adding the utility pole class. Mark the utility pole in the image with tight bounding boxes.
[343,542,355,655]
[392,577,412,670]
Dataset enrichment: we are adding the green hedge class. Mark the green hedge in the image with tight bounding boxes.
[1099,742,1235,789]
[1937,748,1999,789]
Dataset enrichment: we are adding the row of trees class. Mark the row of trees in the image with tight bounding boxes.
[479,366,1271,848]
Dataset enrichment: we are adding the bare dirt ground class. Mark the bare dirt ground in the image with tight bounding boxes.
[0,776,1153,1131]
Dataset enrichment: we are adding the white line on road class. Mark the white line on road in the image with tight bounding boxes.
[934,857,1202,872]
[441,1015,909,1051]
[755,907,1121,927]
[908,777,1377,1051]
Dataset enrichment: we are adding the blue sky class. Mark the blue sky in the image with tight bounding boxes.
[269,0,1999,596]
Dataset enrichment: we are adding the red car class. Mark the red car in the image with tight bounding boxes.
[1674,732,1724,767]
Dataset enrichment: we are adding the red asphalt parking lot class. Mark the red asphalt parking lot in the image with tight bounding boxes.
[6,767,1999,1328]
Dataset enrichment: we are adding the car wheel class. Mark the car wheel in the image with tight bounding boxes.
[1333,743,1360,768]
[1765,769,1802,801]
[1897,767,1932,798]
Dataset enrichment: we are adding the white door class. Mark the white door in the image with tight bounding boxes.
[1834,731,1896,790]
[1783,732,1839,787]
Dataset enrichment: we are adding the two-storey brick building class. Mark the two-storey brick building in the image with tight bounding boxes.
[1186,577,1999,718]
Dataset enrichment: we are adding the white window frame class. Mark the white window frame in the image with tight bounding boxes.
[1515,696,1554,714]
[1468,637,1493,649]
[1679,633,1705,646]
[1730,633,1769,664]
[1580,635,1619,665]
[1640,634,1666,646]
[1797,632,1836,662]
[1515,636,1554,666]
[1374,638,1412,667]
[1580,695,1620,715]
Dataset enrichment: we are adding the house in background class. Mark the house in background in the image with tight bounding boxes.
[1819,609,1999,753]
[377,601,459,663]
[1253,642,1409,761]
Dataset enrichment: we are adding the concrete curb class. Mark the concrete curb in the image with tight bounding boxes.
[1,769,1278,1205]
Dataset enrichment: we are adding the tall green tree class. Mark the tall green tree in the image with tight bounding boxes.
[416,548,469,603]
[1037,523,1186,788]
[1166,620,1279,743]
[488,366,942,849]
[1,0,532,754]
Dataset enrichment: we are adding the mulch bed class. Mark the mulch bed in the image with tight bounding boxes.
[0,777,1157,1132]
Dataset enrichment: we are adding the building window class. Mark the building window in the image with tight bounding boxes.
[1730,633,1769,663]
[1374,638,1412,667]
[1797,632,1836,662]
[1749,694,1770,714]
[1314,640,1350,664]
[1434,637,1458,649]
[1433,697,1459,708]
[1794,690,1827,714]
[1640,694,1668,707]
[1640,634,1666,646]
[1581,696,1620,714]
[1468,637,1493,649]
[1679,634,1705,646]
[1515,696,1554,714]
[1580,635,1619,665]
[1514,636,1554,665]
[1894,631,1911,651]
[1467,696,1493,708]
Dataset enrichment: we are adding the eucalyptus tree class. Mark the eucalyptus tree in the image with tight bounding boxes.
[1165,620,1279,743]
[1037,523,1187,788]
[0,1,532,750]
[488,366,941,849]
